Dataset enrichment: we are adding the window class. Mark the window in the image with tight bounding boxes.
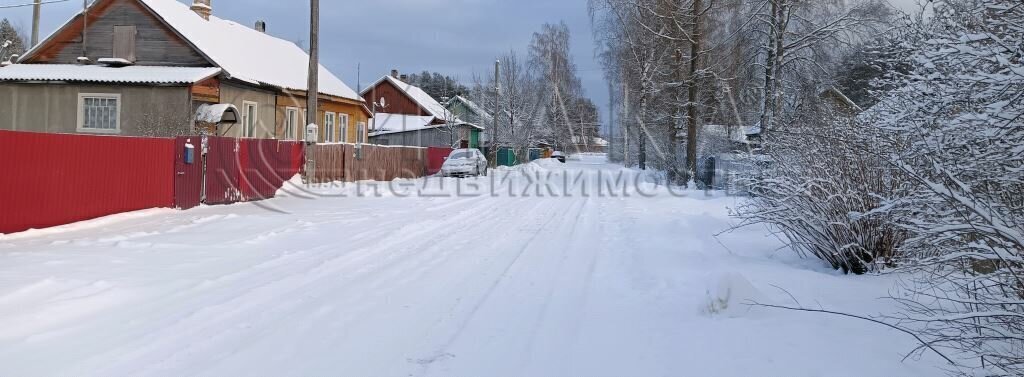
[357,121,366,144]
[113,25,137,62]
[77,93,121,133]
[285,107,299,140]
[338,113,350,143]
[324,112,336,142]
[242,101,258,138]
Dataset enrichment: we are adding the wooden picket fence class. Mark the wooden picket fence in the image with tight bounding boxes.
[308,144,435,183]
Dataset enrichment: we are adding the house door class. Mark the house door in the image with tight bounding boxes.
[174,136,203,209]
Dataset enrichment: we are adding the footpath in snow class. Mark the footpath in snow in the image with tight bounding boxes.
[0,155,946,376]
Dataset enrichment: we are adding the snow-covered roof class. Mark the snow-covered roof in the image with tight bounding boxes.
[572,136,609,146]
[447,95,491,119]
[362,76,453,120]
[369,113,481,137]
[0,64,221,84]
[21,0,361,102]
[701,124,757,144]
[195,103,239,123]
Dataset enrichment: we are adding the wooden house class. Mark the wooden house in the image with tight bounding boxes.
[362,71,482,148]
[0,0,370,142]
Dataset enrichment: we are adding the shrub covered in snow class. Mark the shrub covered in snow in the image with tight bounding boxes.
[863,0,1024,373]
[735,97,908,274]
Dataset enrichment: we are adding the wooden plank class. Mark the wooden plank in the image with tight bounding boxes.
[113,25,137,62]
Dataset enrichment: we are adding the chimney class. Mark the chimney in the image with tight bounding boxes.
[255,20,266,33]
[400,74,409,81]
[191,0,212,21]
[390,69,399,79]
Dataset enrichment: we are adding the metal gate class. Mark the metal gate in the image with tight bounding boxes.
[174,136,203,209]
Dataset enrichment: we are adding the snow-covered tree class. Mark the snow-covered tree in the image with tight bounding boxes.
[0,18,27,63]
[861,0,1024,372]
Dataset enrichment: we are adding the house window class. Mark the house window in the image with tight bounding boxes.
[357,121,366,144]
[324,112,336,142]
[339,113,350,143]
[112,25,137,62]
[285,107,299,140]
[77,93,121,133]
[242,101,258,138]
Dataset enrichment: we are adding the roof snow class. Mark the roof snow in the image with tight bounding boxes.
[20,0,361,102]
[0,64,221,84]
[363,76,455,121]
[369,113,482,137]
[572,136,609,146]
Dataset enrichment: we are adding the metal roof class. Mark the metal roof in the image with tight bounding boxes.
[0,64,222,84]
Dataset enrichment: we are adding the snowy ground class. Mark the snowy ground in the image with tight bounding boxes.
[0,155,945,376]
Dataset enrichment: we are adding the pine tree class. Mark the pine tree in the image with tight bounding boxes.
[0,18,27,63]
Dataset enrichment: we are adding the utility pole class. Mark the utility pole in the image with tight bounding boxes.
[306,0,319,132]
[304,0,319,183]
[493,59,499,151]
[31,0,41,46]
[608,81,614,159]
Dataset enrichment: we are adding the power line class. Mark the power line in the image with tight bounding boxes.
[0,0,69,9]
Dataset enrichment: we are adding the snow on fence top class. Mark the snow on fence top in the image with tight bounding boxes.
[0,64,221,84]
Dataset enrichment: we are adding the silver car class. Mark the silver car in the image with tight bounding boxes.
[441,149,489,177]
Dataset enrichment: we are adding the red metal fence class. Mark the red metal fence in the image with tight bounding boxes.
[427,147,454,175]
[202,137,303,203]
[1,130,439,234]
[0,130,175,234]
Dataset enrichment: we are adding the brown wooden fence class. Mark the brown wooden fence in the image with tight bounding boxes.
[308,144,428,183]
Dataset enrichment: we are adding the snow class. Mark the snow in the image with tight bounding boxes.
[0,156,947,376]
[369,113,481,137]
[368,113,437,136]
[0,64,221,84]
[363,75,455,120]
[195,103,239,123]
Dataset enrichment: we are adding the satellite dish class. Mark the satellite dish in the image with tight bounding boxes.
[379,98,387,108]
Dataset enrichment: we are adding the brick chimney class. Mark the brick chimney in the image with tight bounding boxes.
[191,0,212,21]
[255,20,266,33]
[391,69,399,79]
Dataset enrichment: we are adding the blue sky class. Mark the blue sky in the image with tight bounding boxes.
[3,0,921,129]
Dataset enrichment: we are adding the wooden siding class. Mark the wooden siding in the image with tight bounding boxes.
[0,83,192,137]
[27,0,210,66]
[275,93,370,143]
[362,79,431,117]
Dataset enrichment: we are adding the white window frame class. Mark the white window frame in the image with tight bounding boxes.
[285,107,299,140]
[77,93,121,134]
[242,101,258,138]
[357,121,366,144]
[324,112,336,143]
[338,113,350,143]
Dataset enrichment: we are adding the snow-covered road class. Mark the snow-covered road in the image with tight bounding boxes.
[0,156,943,376]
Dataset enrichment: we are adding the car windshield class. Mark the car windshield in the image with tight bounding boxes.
[449,152,472,159]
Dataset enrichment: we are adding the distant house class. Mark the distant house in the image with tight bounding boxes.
[0,0,370,142]
[570,135,609,153]
[363,71,482,148]
[445,95,493,146]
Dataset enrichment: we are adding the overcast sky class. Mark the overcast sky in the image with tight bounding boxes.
[3,0,923,128]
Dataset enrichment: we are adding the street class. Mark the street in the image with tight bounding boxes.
[0,156,941,376]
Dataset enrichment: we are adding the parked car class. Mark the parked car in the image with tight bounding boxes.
[551,151,566,163]
[441,149,488,177]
